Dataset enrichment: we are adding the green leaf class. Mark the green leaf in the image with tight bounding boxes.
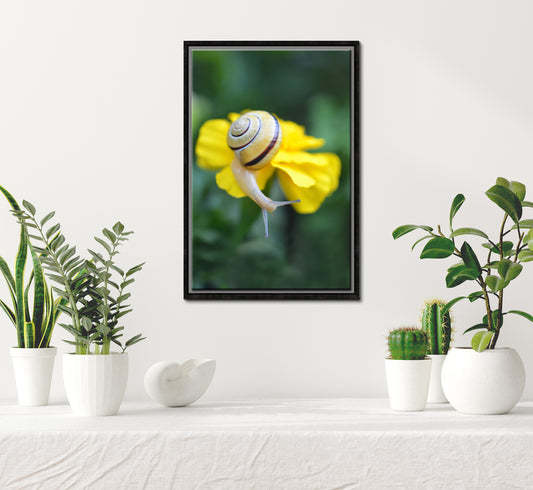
[22,200,36,216]
[485,275,508,293]
[486,184,522,224]
[460,242,482,276]
[450,228,489,239]
[471,331,494,352]
[23,321,35,348]
[482,241,514,256]
[94,237,112,254]
[511,219,533,230]
[506,310,533,323]
[522,201,533,208]
[40,211,56,227]
[468,291,484,302]
[442,296,466,315]
[411,235,433,251]
[113,222,125,235]
[392,224,433,240]
[125,263,145,277]
[449,193,465,229]
[45,223,61,241]
[496,177,510,188]
[497,259,523,282]
[510,181,526,201]
[102,228,116,243]
[446,263,479,288]
[463,323,488,334]
[420,237,455,259]
[518,249,533,262]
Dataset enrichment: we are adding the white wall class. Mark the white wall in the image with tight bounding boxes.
[1,0,533,402]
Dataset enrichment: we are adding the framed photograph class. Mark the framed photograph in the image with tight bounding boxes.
[184,40,359,300]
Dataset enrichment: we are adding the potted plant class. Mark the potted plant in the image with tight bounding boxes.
[421,299,452,403]
[14,202,145,416]
[385,327,431,411]
[0,186,62,406]
[393,177,530,414]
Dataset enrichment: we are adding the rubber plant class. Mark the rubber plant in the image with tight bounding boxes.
[12,202,145,355]
[393,177,533,352]
[0,186,61,348]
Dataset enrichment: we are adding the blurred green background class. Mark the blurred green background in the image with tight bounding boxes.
[190,47,354,291]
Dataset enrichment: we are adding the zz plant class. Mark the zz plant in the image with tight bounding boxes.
[0,186,61,348]
[13,201,145,355]
[393,177,533,352]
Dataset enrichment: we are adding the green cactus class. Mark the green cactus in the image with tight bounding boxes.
[388,327,428,360]
[421,299,452,355]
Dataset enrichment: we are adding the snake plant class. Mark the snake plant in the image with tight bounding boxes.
[0,185,61,348]
[13,201,145,355]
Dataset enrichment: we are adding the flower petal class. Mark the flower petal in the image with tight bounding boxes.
[277,153,342,214]
[216,164,275,199]
[195,119,233,170]
[279,119,325,151]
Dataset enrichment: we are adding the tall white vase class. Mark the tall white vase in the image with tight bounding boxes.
[427,354,448,403]
[63,353,129,416]
[385,358,432,411]
[441,347,525,415]
[10,347,57,406]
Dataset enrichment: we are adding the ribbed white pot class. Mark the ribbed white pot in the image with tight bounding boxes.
[427,354,448,404]
[441,347,525,415]
[63,353,129,416]
[385,358,432,411]
[10,347,57,406]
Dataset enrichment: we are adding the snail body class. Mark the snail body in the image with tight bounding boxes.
[227,110,300,237]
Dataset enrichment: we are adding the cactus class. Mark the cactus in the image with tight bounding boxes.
[388,327,428,360]
[421,299,452,355]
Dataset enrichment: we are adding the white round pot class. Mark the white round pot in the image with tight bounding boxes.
[427,354,448,404]
[385,358,432,411]
[10,347,57,406]
[441,347,525,415]
[63,352,129,416]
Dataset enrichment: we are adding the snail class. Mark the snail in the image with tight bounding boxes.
[227,110,300,237]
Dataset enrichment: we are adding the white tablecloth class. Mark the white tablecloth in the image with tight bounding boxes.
[0,398,532,489]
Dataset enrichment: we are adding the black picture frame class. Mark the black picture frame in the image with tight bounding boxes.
[184,40,360,300]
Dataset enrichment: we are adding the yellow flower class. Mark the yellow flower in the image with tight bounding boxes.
[195,112,341,214]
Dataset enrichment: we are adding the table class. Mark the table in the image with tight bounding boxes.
[1,398,532,489]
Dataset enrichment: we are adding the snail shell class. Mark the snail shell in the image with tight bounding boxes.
[226,110,282,170]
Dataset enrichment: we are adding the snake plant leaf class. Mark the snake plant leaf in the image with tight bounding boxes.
[442,296,467,315]
[420,237,455,259]
[510,181,526,201]
[450,228,489,239]
[506,310,533,323]
[23,322,35,348]
[463,323,488,334]
[392,224,433,240]
[486,184,522,224]
[0,256,17,310]
[29,244,46,343]
[471,330,494,352]
[449,193,465,229]
[460,242,482,276]
[497,259,523,282]
[485,275,508,292]
[0,299,16,326]
[14,226,28,348]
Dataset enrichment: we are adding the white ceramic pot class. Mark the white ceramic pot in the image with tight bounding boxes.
[427,354,448,404]
[385,358,432,411]
[63,353,129,416]
[441,347,525,415]
[144,359,216,407]
[10,347,57,406]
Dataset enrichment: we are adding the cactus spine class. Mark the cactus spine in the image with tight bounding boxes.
[421,299,452,355]
[388,327,428,360]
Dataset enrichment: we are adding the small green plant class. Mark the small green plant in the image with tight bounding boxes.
[388,327,428,360]
[393,177,533,352]
[421,299,452,355]
[0,186,61,348]
[13,201,145,355]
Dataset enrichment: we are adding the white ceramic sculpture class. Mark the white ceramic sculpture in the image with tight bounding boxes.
[144,359,216,407]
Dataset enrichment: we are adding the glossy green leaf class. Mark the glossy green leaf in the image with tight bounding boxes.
[496,177,510,188]
[442,296,466,315]
[392,224,433,240]
[486,184,522,224]
[518,249,533,262]
[471,330,494,352]
[485,275,508,292]
[446,263,479,288]
[510,181,526,201]
[506,310,533,323]
[450,228,489,239]
[420,237,455,259]
[522,201,533,208]
[497,259,523,282]
[411,235,433,251]
[460,242,482,276]
[449,193,466,229]
[511,219,533,230]
[482,241,514,256]
[463,323,488,334]
[468,291,484,302]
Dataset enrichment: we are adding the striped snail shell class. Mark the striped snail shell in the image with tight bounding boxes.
[227,110,299,238]
[227,111,282,170]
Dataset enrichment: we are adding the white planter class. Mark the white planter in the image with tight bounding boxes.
[10,347,57,406]
[63,353,129,416]
[441,347,525,415]
[144,359,216,407]
[385,358,432,411]
[427,354,448,404]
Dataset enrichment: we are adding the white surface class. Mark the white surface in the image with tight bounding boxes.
[144,359,216,407]
[442,347,526,415]
[2,1,533,403]
[385,358,431,411]
[428,354,447,404]
[10,347,56,406]
[1,398,533,489]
